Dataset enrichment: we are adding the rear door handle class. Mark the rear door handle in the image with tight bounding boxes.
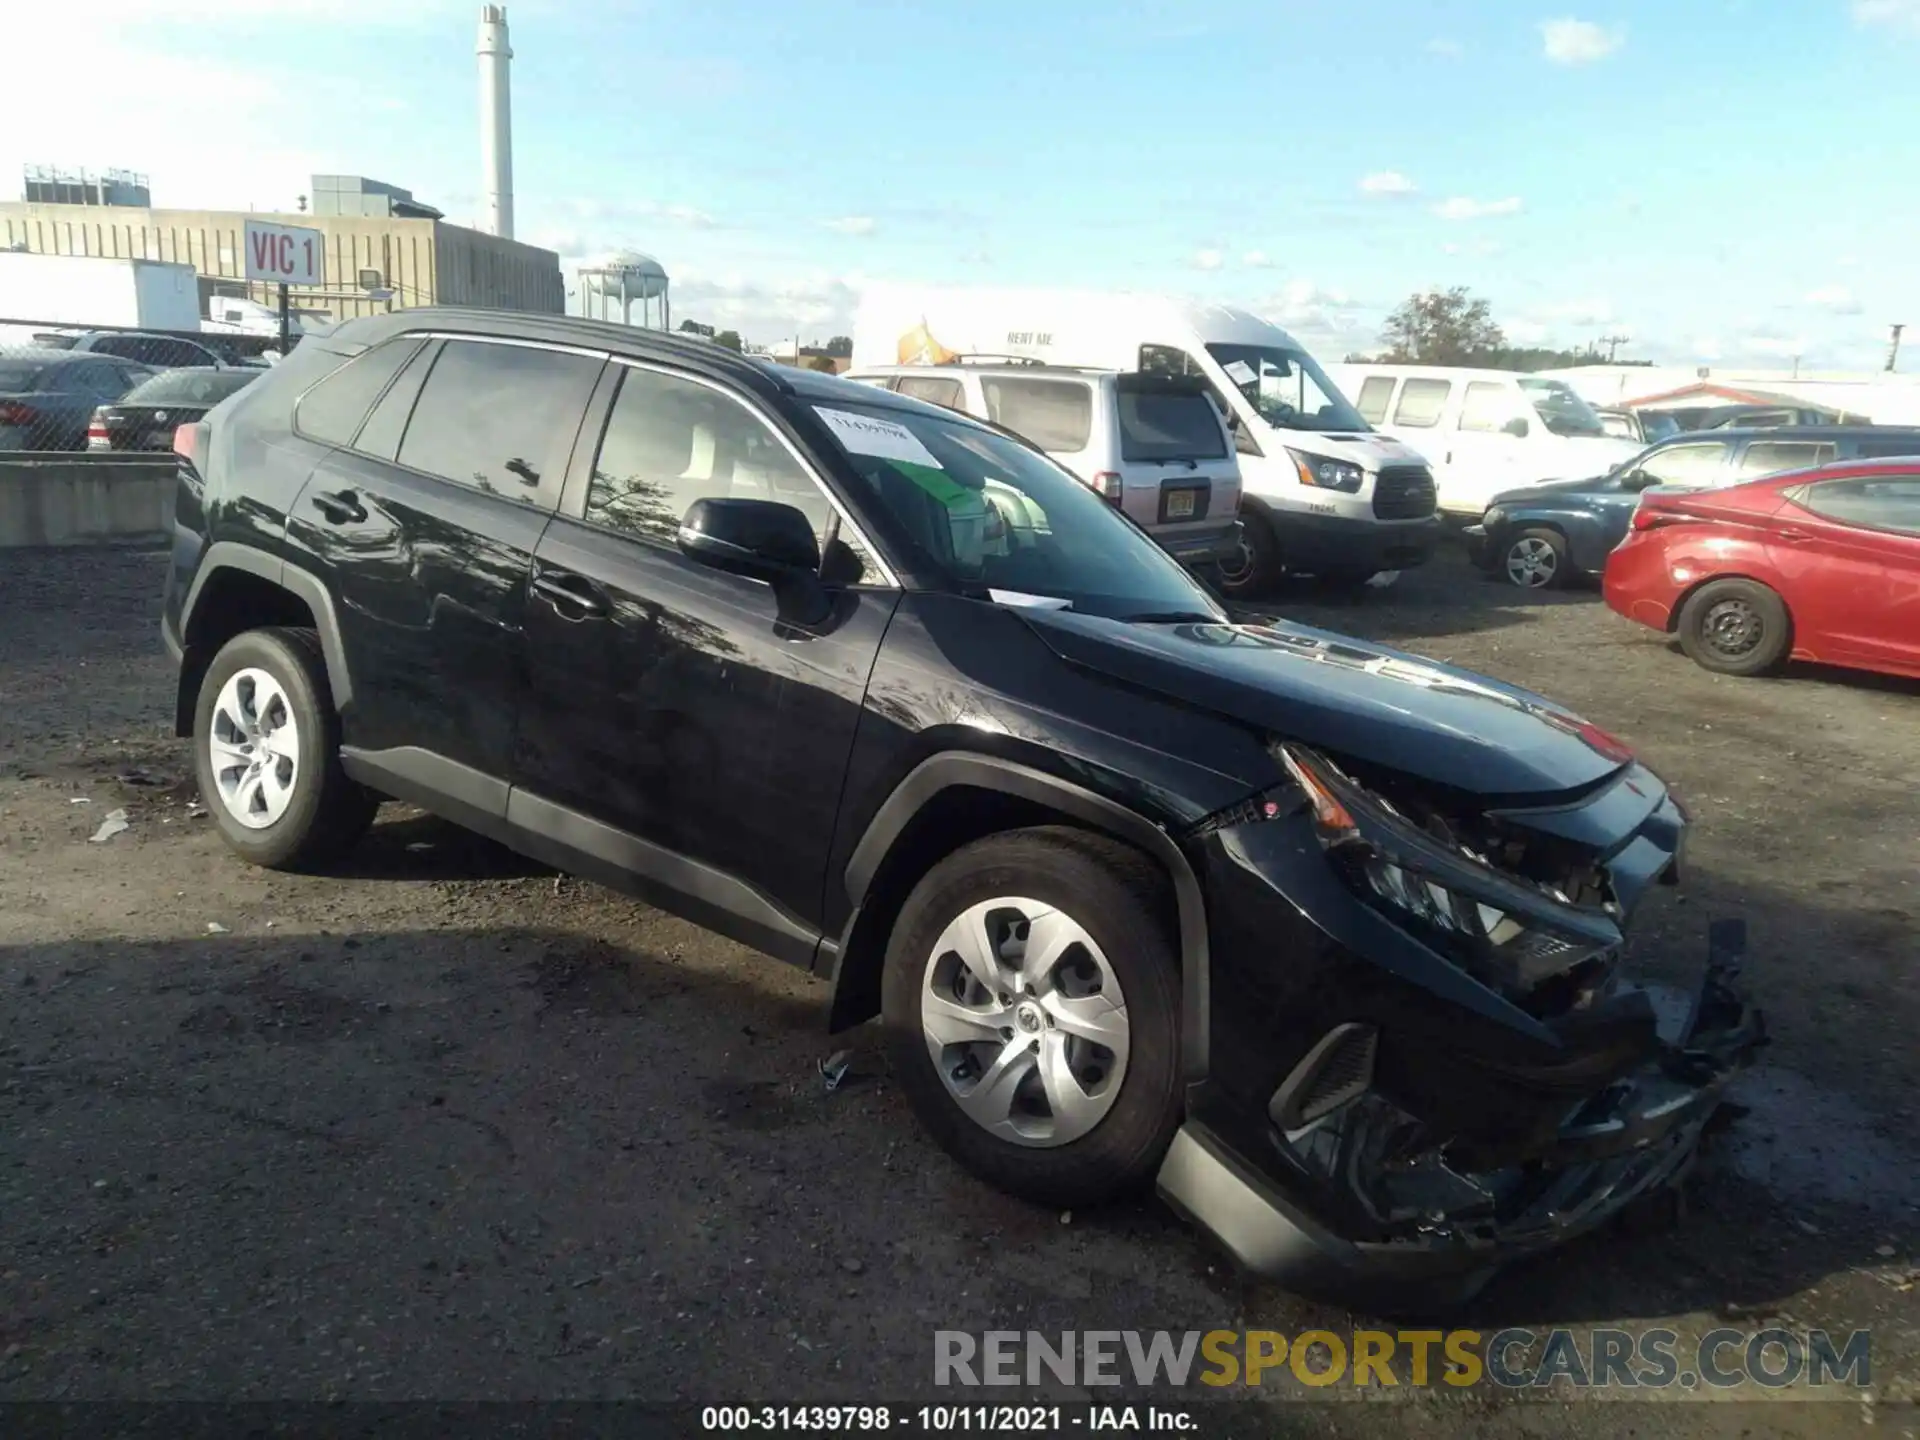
[532,569,609,618]
[1776,527,1813,543]
[310,489,367,524]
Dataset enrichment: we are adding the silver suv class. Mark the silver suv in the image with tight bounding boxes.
[846,361,1243,571]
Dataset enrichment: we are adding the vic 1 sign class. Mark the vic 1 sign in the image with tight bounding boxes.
[243,219,325,287]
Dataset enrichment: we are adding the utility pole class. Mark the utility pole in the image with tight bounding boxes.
[1888,323,1905,373]
[1600,333,1630,363]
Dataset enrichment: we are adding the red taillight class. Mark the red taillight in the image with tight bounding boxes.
[87,408,111,449]
[172,422,200,463]
[1630,506,1696,533]
[0,400,37,427]
[1091,471,1124,506]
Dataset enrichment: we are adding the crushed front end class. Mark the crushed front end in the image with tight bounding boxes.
[1158,739,1766,1310]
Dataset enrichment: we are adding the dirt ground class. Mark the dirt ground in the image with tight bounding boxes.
[1,543,1914,1435]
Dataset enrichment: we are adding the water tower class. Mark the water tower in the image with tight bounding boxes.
[578,252,671,330]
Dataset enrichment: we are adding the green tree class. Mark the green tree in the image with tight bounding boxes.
[677,319,715,338]
[714,329,744,352]
[1380,287,1505,364]
[825,335,853,358]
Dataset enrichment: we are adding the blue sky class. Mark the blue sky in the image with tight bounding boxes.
[14,0,1920,368]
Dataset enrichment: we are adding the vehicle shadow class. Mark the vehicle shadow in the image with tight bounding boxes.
[320,808,552,882]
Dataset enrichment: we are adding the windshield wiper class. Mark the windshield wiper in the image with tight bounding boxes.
[1125,609,1226,625]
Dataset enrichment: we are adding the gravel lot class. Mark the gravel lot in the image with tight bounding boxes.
[1,543,1914,1434]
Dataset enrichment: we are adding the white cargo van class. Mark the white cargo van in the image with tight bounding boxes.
[1325,364,1643,520]
[853,286,1441,593]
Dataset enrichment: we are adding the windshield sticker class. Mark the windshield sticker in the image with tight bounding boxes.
[815,406,943,468]
[1223,360,1256,385]
[989,589,1073,610]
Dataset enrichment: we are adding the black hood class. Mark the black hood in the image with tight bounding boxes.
[1020,611,1632,798]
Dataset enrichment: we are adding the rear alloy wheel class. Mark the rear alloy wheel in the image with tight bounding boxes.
[1216,511,1279,599]
[1502,528,1568,589]
[1677,578,1792,677]
[883,828,1182,1208]
[193,628,378,870]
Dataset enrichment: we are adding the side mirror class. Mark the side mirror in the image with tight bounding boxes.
[1501,416,1531,439]
[677,497,831,625]
[678,497,820,580]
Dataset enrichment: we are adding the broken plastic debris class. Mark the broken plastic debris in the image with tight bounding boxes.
[818,1049,854,1092]
[88,809,130,843]
[187,801,208,819]
[206,922,229,935]
[70,797,91,805]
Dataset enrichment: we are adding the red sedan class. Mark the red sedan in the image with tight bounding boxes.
[1603,459,1920,680]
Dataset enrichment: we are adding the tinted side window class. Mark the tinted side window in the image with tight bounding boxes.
[1138,344,1203,377]
[296,337,426,446]
[980,377,1093,451]
[396,339,602,501]
[895,375,965,409]
[1354,376,1394,425]
[1392,378,1450,428]
[1740,440,1837,476]
[1851,436,1920,459]
[1637,442,1729,487]
[1799,477,1920,536]
[352,341,437,461]
[586,365,879,582]
[1458,381,1514,433]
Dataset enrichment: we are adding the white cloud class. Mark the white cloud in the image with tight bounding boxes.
[1191,248,1225,271]
[1805,284,1863,314]
[821,216,877,237]
[1257,280,1370,351]
[1540,17,1625,64]
[1359,171,1417,196]
[1540,298,1617,326]
[1242,250,1274,268]
[1433,196,1524,220]
[1744,334,1809,358]
[1442,237,1507,257]
[1854,0,1920,32]
[660,204,717,229]
[667,269,866,344]
[1503,319,1553,346]
[1427,37,1465,56]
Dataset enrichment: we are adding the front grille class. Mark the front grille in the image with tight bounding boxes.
[1373,464,1437,520]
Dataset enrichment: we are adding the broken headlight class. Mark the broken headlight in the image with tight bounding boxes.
[1277,744,1621,997]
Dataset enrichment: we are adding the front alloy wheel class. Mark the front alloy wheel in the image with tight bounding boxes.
[920,898,1129,1148]
[1504,532,1563,588]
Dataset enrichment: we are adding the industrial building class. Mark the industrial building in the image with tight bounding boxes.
[0,173,562,323]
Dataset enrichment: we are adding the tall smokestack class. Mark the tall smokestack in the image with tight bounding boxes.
[477,4,514,240]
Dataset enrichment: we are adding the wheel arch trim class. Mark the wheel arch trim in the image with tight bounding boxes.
[179,542,352,712]
[835,752,1210,1080]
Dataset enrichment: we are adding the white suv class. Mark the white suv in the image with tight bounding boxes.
[845,362,1243,571]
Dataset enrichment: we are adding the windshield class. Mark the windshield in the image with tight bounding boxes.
[1203,343,1369,433]
[124,369,256,405]
[1517,377,1607,438]
[814,401,1224,622]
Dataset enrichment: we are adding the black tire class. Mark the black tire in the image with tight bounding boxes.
[1676,578,1792,677]
[1499,527,1569,590]
[882,827,1183,1209]
[192,627,378,870]
[1216,510,1280,599]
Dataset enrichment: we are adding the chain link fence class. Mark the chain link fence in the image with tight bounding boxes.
[0,318,277,453]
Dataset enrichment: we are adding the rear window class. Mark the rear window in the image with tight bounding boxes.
[1116,387,1228,462]
[124,369,257,406]
[295,337,426,446]
[1392,378,1451,428]
[980,376,1093,452]
[0,360,55,390]
[1739,440,1836,476]
[895,375,965,409]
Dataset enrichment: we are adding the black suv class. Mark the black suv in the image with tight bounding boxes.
[1467,424,1920,589]
[161,310,1762,1307]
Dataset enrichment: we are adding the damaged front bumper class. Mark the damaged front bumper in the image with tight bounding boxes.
[1159,920,1765,1308]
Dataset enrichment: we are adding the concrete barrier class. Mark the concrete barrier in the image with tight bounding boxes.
[0,455,176,548]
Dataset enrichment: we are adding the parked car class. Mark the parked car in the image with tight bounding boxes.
[1327,363,1643,520]
[1700,404,1863,430]
[161,308,1762,1308]
[0,352,150,451]
[35,328,244,370]
[1595,407,1678,444]
[1465,425,1920,589]
[1604,460,1920,680]
[843,361,1244,574]
[88,366,261,452]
